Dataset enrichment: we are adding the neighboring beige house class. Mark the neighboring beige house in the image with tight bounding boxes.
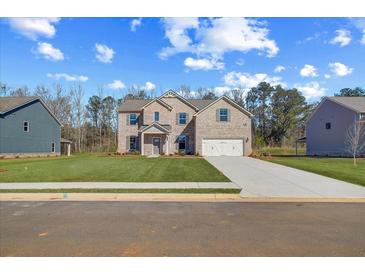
[118,90,253,156]
[306,96,365,156]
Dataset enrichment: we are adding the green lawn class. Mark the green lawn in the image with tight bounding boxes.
[0,154,229,182]
[263,156,365,187]
[0,188,239,194]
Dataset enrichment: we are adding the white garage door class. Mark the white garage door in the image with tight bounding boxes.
[202,139,243,156]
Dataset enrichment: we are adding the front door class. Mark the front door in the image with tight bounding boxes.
[152,137,161,155]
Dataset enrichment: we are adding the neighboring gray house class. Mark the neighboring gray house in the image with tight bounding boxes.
[306,96,365,156]
[118,90,253,156]
[0,96,62,157]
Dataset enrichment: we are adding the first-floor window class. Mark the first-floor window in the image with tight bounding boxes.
[51,142,55,153]
[325,122,331,130]
[23,121,29,132]
[129,136,137,150]
[178,135,186,150]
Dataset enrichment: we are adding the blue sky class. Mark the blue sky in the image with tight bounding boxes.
[1,17,364,101]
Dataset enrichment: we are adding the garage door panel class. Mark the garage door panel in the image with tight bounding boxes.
[203,139,243,156]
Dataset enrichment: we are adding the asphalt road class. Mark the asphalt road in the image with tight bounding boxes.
[1,201,365,256]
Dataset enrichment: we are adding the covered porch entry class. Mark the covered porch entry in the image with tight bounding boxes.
[139,123,171,156]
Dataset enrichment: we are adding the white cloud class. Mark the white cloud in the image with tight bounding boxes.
[349,18,365,45]
[35,42,64,61]
[214,86,231,96]
[7,18,60,40]
[130,18,142,32]
[235,58,245,66]
[329,62,353,77]
[224,71,285,90]
[107,80,125,90]
[330,29,351,47]
[47,73,88,82]
[274,65,285,73]
[362,30,365,45]
[159,18,200,59]
[300,64,318,77]
[324,74,331,79]
[95,43,115,63]
[143,81,156,91]
[159,17,278,60]
[184,57,224,71]
[295,82,326,100]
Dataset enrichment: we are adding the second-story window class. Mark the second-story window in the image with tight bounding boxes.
[154,112,160,122]
[219,108,228,122]
[23,121,29,132]
[129,114,137,125]
[360,113,365,120]
[179,112,187,124]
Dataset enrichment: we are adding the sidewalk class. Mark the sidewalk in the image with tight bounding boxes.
[0,182,240,189]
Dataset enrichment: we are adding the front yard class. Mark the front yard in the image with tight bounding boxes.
[0,154,229,182]
[262,156,365,187]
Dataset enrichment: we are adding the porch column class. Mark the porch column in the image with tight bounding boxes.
[67,143,71,157]
[166,135,169,155]
[141,132,144,156]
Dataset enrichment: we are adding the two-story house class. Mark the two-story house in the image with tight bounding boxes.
[118,90,253,156]
[0,96,62,157]
[306,96,365,156]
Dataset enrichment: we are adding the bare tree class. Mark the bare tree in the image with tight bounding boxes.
[10,86,29,97]
[345,120,365,166]
[1,82,12,96]
[70,84,85,152]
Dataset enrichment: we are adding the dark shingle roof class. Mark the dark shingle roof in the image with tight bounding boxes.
[328,96,365,113]
[187,99,215,110]
[0,96,39,114]
[118,98,215,112]
[118,99,152,112]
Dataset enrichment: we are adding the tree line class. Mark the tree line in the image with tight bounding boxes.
[1,82,364,152]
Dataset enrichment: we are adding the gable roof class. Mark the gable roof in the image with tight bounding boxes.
[119,99,152,112]
[138,122,170,133]
[159,90,199,111]
[327,96,365,113]
[118,90,215,112]
[0,96,62,125]
[306,96,365,124]
[193,96,254,117]
[141,97,173,111]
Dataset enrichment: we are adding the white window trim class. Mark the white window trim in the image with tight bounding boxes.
[219,108,228,122]
[23,121,29,132]
[129,113,137,125]
[179,112,187,124]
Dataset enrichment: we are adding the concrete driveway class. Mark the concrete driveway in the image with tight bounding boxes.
[205,156,365,198]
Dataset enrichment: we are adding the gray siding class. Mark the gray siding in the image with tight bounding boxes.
[306,99,363,156]
[0,100,61,154]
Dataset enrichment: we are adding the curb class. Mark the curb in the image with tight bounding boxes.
[1,193,365,203]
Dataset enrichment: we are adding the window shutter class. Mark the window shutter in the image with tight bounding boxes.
[227,108,231,122]
[136,114,139,125]
[186,135,189,151]
[126,136,130,150]
[216,109,220,122]
[126,114,130,126]
[136,136,140,151]
[176,113,179,125]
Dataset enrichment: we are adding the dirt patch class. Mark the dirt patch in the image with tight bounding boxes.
[0,168,8,173]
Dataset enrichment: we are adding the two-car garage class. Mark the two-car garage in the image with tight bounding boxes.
[202,139,244,156]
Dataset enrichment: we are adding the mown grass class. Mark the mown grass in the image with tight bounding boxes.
[262,156,365,187]
[0,153,229,182]
[0,188,240,194]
